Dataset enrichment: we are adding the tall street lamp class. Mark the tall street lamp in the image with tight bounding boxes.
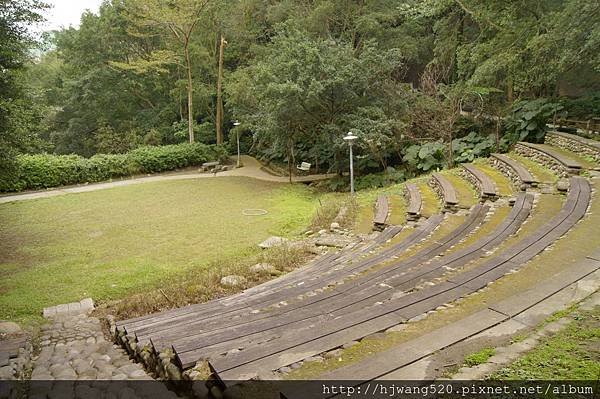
[343,131,358,195]
[233,121,241,168]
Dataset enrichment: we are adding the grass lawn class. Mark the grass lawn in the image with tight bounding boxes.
[493,306,600,379]
[0,177,320,324]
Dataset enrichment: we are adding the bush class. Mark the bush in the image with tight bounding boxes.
[403,141,446,173]
[0,143,229,192]
[504,98,562,144]
[452,132,495,163]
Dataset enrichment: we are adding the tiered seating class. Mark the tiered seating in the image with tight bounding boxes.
[461,164,498,200]
[281,177,591,396]
[405,183,422,220]
[546,131,600,162]
[372,195,389,230]
[516,142,582,176]
[114,148,594,394]
[490,153,538,188]
[430,173,459,211]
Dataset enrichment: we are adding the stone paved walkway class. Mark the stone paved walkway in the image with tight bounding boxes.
[31,313,153,381]
[0,156,335,204]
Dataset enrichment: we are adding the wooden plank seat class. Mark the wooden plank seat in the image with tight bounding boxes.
[130,217,443,349]
[208,178,589,386]
[286,242,600,396]
[372,195,389,230]
[405,183,422,220]
[283,257,600,399]
[462,163,498,200]
[490,153,538,188]
[431,172,459,211]
[160,209,489,363]
[547,131,600,151]
[172,205,488,371]
[517,142,582,175]
[117,219,434,341]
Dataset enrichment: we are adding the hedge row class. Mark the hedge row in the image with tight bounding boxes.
[0,143,229,192]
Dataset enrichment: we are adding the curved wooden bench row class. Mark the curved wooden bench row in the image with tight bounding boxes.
[170,207,488,366]
[549,131,600,150]
[490,153,538,188]
[199,205,489,378]
[372,195,389,230]
[284,250,600,397]
[461,163,498,200]
[138,215,444,352]
[210,178,590,385]
[431,172,459,211]
[405,183,422,220]
[117,226,398,333]
[290,181,600,392]
[516,142,582,175]
[546,131,600,163]
[118,217,440,345]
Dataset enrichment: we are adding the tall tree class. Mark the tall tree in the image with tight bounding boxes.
[124,0,211,143]
[0,0,48,176]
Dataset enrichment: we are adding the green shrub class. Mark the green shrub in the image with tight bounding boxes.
[403,141,446,173]
[504,98,562,144]
[0,143,229,192]
[452,132,495,163]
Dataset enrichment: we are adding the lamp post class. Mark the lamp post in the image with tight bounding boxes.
[233,121,241,168]
[343,132,358,195]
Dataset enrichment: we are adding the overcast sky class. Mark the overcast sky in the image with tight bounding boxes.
[35,0,103,32]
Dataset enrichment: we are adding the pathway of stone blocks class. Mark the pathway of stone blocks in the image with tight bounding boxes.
[31,299,160,383]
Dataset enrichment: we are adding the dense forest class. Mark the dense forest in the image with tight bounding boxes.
[2,0,599,191]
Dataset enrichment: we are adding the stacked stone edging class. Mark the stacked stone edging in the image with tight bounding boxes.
[546,132,600,163]
[489,157,525,190]
[514,143,569,177]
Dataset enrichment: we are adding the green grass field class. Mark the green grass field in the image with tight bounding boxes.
[0,177,320,324]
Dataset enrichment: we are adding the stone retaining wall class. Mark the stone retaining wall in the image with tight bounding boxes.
[428,176,457,212]
[514,143,569,178]
[546,133,600,163]
[488,158,525,190]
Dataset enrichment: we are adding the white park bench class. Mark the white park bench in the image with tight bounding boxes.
[297,162,311,172]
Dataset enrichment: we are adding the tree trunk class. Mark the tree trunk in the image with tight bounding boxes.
[507,75,514,104]
[288,142,293,184]
[216,35,226,144]
[448,133,454,168]
[495,119,500,152]
[185,42,194,143]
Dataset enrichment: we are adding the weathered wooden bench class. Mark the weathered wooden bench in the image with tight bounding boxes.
[191,205,490,376]
[462,163,498,200]
[131,217,442,352]
[405,183,422,220]
[431,172,459,211]
[372,195,389,230]
[516,142,582,176]
[490,153,538,188]
[279,179,590,392]
[546,131,600,163]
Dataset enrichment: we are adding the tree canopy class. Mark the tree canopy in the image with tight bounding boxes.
[3,0,599,181]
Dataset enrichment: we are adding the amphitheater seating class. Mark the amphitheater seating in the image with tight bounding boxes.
[113,146,595,394]
[405,183,422,220]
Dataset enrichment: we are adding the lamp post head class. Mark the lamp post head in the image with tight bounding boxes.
[343,132,358,143]
[233,121,241,127]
